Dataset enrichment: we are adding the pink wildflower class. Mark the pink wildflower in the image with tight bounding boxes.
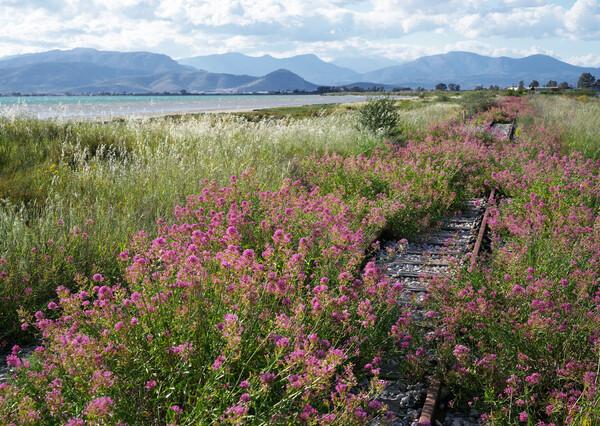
[83,396,114,417]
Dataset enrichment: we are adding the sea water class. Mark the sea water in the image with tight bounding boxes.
[0,94,376,120]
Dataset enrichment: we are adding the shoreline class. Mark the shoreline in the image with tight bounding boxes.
[0,94,413,122]
[70,106,266,122]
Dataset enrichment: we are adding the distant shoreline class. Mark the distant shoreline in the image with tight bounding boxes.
[74,106,273,121]
[0,93,391,120]
[0,92,319,98]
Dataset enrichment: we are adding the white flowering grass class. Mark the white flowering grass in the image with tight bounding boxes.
[1,112,379,286]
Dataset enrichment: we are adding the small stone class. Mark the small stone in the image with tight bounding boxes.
[399,395,411,408]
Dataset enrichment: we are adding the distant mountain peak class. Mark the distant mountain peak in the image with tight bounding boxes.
[178,52,361,85]
[0,48,598,94]
[362,51,600,88]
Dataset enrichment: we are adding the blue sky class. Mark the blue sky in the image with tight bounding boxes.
[1,0,599,67]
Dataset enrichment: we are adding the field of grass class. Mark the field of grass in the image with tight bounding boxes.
[1,95,599,424]
[0,101,459,346]
[528,94,600,159]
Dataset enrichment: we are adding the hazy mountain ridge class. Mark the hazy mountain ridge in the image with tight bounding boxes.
[67,69,318,94]
[0,48,599,94]
[330,56,401,73]
[0,49,320,94]
[178,52,361,85]
[179,51,600,89]
[0,47,191,74]
[363,51,600,88]
[0,62,152,93]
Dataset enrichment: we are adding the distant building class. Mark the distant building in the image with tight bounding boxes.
[533,87,563,92]
[506,85,570,92]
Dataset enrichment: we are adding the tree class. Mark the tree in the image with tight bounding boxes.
[546,80,557,88]
[474,85,485,91]
[577,72,596,88]
[316,86,335,94]
[518,81,525,90]
[435,83,447,91]
[559,81,570,90]
[448,83,460,91]
[529,80,539,89]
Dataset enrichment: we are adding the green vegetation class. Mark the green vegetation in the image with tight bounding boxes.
[357,96,400,138]
[4,94,600,423]
[529,94,600,159]
[460,91,497,119]
[234,102,352,121]
[0,102,459,346]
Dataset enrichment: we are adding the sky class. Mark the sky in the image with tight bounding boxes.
[1,0,599,67]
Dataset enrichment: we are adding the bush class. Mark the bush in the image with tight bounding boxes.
[436,93,450,103]
[357,96,400,137]
[460,91,496,119]
[562,89,597,98]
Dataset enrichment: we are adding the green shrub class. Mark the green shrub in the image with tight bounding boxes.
[436,93,451,103]
[460,91,496,119]
[357,96,400,137]
[562,89,597,98]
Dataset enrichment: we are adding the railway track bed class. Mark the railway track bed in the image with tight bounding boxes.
[368,194,494,426]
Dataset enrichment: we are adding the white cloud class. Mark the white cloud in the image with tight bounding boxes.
[0,0,598,65]
[456,6,563,39]
[563,0,600,39]
[502,0,547,6]
[455,0,600,40]
[567,53,600,67]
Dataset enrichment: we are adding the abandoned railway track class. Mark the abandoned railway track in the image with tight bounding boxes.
[371,190,496,426]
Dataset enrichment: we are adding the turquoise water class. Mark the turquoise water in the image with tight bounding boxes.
[0,94,373,119]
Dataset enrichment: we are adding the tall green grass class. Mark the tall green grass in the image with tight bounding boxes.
[528,95,600,159]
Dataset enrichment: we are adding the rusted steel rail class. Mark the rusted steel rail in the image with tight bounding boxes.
[472,188,496,261]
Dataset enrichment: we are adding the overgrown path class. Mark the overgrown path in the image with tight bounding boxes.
[2,97,600,424]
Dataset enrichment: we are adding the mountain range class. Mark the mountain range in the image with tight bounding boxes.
[362,51,600,88]
[0,48,598,95]
[178,52,361,85]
